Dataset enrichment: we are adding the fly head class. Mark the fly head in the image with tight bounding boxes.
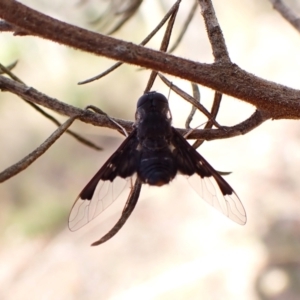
[135,91,171,126]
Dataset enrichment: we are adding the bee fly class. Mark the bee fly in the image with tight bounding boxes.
[69,91,246,245]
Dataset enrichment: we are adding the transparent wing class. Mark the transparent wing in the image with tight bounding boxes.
[91,178,142,246]
[69,129,139,231]
[171,127,247,225]
[69,177,132,231]
[188,174,246,224]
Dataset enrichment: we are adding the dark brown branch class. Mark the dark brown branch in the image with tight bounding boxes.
[191,109,271,140]
[0,75,132,132]
[198,0,230,62]
[0,75,269,140]
[269,0,300,32]
[1,0,299,118]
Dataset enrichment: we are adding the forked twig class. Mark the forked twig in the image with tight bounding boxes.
[197,0,229,136]
[0,102,129,183]
[86,105,129,137]
[0,74,133,132]
[158,73,222,128]
[0,63,102,151]
[192,91,222,148]
[0,74,271,140]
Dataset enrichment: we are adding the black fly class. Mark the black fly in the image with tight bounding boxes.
[69,92,247,245]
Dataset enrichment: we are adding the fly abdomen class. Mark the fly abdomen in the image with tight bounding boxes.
[138,154,177,186]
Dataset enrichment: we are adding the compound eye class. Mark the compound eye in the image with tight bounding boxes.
[137,92,168,108]
[136,94,149,108]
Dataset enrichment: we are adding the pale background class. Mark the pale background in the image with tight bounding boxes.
[1,0,300,299]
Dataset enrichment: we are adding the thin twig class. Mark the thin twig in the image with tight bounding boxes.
[0,116,77,182]
[185,83,200,129]
[198,0,230,62]
[0,63,102,150]
[0,62,22,82]
[0,60,18,74]
[181,109,271,140]
[0,74,133,132]
[0,75,269,140]
[144,1,181,92]
[106,0,143,35]
[78,0,181,85]
[86,105,129,137]
[192,91,222,148]
[206,91,222,129]
[169,0,198,53]
[1,0,300,118]
[91,178,142,246]
[90,0,143,34]
[195,0,228,147]
[158,73,222,128]
[269,0,300,33]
